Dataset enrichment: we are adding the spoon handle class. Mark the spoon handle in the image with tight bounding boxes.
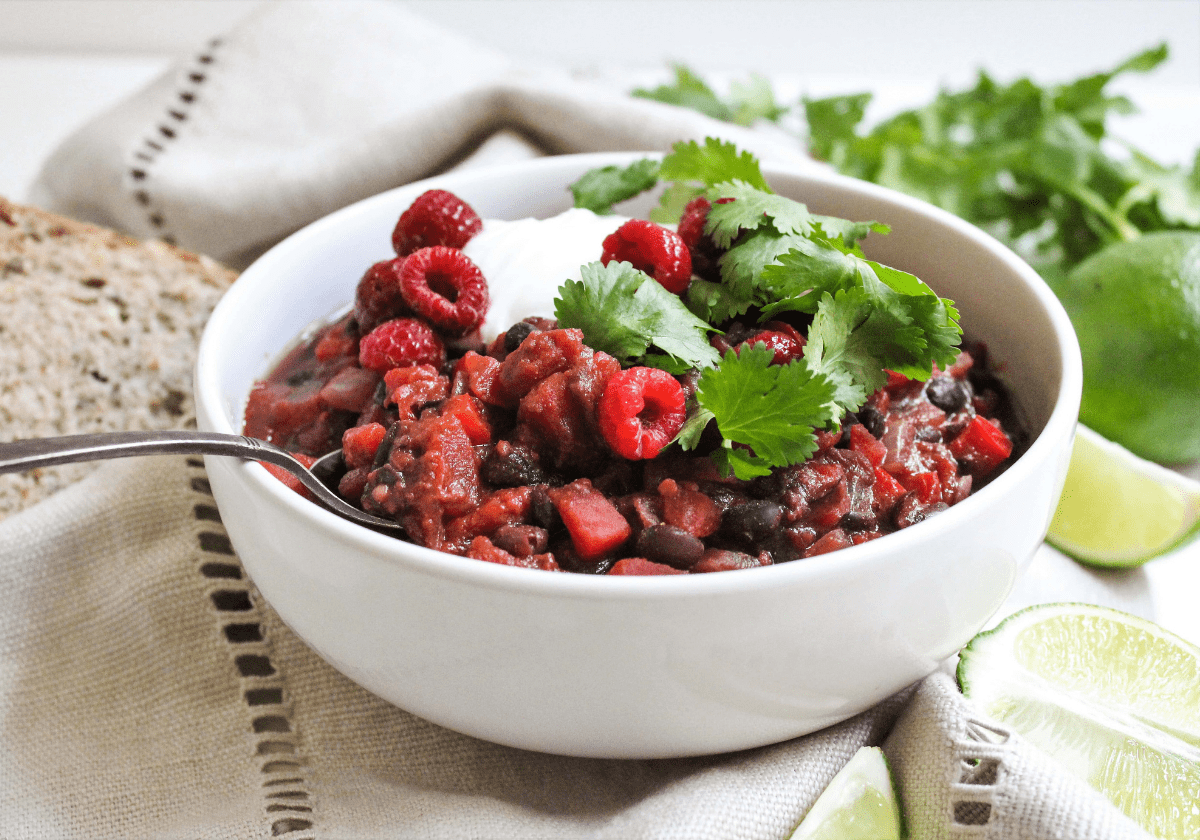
[0,429,279,472]
[0,430,402,531]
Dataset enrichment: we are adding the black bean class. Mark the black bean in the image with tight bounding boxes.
[491,525,550,557]
[481,441,547,487]
[925,377,969,413]
[721,500,783,544]
[894,497,948,529]
[858,406,886,439]
[530,486,561,533]
[636,524,705,570]
[503,321,537,354]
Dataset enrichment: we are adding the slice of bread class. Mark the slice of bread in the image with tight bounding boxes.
[0,198,237,519]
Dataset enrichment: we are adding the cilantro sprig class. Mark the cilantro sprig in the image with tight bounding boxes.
[561,138,962,477]
[554,261,719,371]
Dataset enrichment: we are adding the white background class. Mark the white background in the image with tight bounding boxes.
[2,0,1200,644]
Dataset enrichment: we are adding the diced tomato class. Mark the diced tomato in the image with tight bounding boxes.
[657,479,722,538]
[314,319,359,361]
[810,482,850,530]
[805,528,852,557]
[452,351,506,406]
[849,423,887,467]
[872,467,907,514]
[319,366,380,412]
[549,479,632,560]
[814,426,842,454]
[608,557,686,576]
[261,452,318,500]
[949,416,1013,476]
[467,536,561,571]
[342,422,387,469]
[441,394,492,445]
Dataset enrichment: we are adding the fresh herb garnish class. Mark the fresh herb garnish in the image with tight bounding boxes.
[632,65,787,128]
[569,158,661,215]
[559,139,962,477]
[554,260,720,370]
[690,344,838,479]
[627,46,1200,290]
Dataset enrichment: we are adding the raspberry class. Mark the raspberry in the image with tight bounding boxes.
[676,196,729,283]
[676,196,711,249]
[392,189,483,256]
[739,321,806,364]
[354,257,410,334]
[600,220,692,294]
[399,246,489,335]
[598,367,687,460]
[358,317,446,374]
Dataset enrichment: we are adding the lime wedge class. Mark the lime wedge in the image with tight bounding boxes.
[1046,425,1200,567]
[789,746,903,840]
[958,603,1200,838]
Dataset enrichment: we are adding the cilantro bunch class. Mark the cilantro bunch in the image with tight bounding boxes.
[558,139,961,479]
[635,45,1200,289]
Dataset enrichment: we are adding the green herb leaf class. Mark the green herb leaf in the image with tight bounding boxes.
[632,65,734,123]
[659,138,772,192]
[554,261,719,369]
[633,65,786,128]
[569,158,660,215]
[695,345,838,474]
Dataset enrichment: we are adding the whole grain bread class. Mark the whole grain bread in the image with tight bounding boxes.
[0,197,237,519]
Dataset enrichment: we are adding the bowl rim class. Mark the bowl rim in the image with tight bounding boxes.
[196,151,1082,599]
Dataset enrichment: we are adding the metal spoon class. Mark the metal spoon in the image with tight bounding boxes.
[0,430,403,531]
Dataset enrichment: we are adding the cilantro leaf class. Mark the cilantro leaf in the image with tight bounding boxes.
[554,261,719,369]
[659,138,772,192]
[569,158,660,215]
[704,181,818,246]
[685,276,755,324]
[632,65,735,123]
[633,65,785,128]
[694,345,838,478]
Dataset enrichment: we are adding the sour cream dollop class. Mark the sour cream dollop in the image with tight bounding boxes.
[463,208,627,342]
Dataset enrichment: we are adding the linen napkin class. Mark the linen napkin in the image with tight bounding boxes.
[4,1,1158,837]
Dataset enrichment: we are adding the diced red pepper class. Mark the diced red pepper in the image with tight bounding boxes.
[949,416,1013,477]
[549,479,632,560]
[899,470,941,504]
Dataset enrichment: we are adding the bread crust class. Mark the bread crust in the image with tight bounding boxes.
[0,197,237,518]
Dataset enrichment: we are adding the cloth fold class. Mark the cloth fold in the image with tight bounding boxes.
[2,1,1159,836]
[28,0,816,269]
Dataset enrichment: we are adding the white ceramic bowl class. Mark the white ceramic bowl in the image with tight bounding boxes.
[195,153,1082,758]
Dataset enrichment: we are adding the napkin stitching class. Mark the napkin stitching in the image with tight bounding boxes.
[947,715,1012,836]
[124,39,222,246]
[187,457,318,839]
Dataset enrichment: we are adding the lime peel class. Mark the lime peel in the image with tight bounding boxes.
[788,746,903,840]
[958,603,1200,838]
[1047,424,1200,567]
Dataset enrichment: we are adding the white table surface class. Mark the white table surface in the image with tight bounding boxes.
[2,37,1199,647]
